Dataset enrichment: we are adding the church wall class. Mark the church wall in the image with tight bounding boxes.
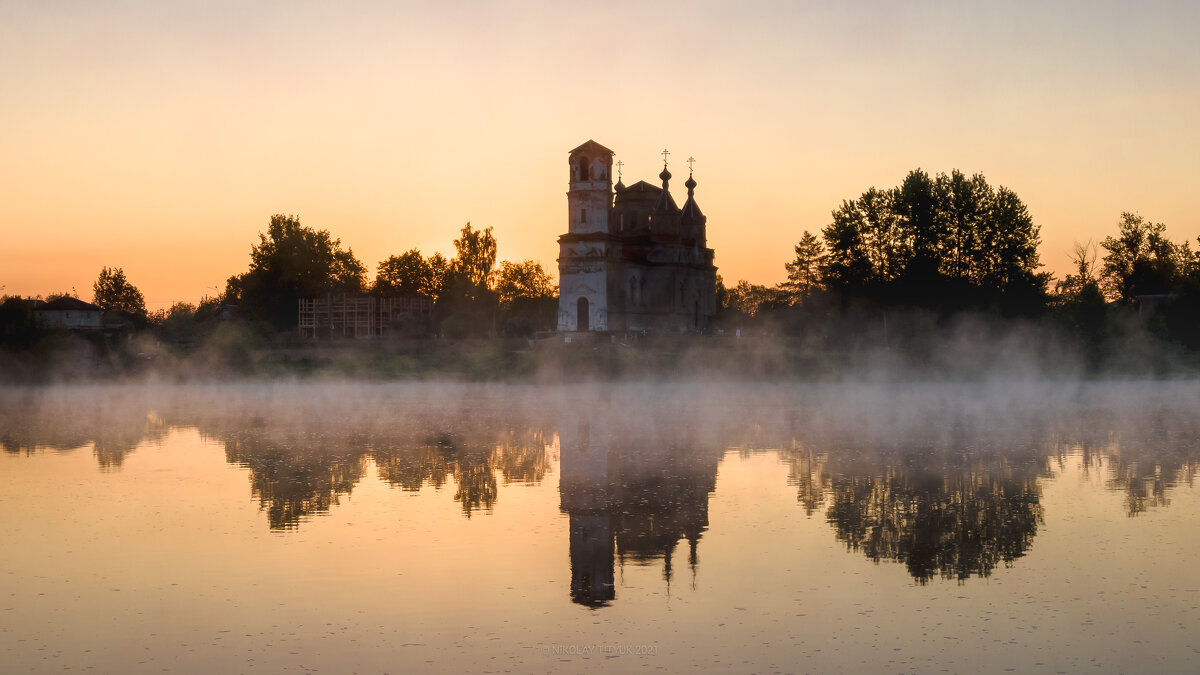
[558,265,609,332]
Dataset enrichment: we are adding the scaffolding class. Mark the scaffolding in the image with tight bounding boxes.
[298,294,432,339]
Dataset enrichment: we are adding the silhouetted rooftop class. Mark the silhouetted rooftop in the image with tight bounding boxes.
[569,139,615,156]
[35,297,101,312]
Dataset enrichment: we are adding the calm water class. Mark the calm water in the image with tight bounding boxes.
[2,382,1198,673]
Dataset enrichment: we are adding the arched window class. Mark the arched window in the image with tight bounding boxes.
[580,208,587,224]
[575,158,589,181]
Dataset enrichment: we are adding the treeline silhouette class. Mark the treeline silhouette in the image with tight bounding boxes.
[724,170,1200,373]
[3,170,1199,379]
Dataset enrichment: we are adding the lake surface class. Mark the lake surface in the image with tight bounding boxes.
[2,381,1199,673]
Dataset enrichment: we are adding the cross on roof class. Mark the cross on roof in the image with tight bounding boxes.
[687,156,695,174]
[661,148,670,166]
[615,160,623,180]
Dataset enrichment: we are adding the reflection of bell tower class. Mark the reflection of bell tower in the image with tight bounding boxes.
[559,421,615,606]
[558,140,615,332]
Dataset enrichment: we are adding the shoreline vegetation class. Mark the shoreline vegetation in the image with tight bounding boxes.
[4,169,1199,384]
[0,315,1197,384]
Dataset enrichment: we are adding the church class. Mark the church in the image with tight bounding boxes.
[557,140,718,333]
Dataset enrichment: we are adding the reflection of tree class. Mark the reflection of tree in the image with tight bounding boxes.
[221,431,370,530]
[0,396,167,471]
[1062,440,1199,517]
[374,443,452,492]
[374,427,553,517]
[497,429,551,484]
[783,447,1044,584]
[93,424,160,470]
[786,448,828,516]
[1042,405,1200,517]
[452,445,498,516]
[1108,458,1196,516]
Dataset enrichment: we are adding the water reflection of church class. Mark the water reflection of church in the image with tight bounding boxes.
[558,421,722,607]
[10,388,1199,597]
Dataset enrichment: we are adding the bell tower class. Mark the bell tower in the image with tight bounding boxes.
[558,140,615,332]
[566,140,614,234]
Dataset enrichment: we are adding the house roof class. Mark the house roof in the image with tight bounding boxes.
[35,297,101,312]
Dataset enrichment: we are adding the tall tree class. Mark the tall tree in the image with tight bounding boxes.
[436,224,500,336]
[1099,212,1188,303]
[93,267,147,318]
[424,253,450,303]
[782,230,826,303]
[821,199,874,299]
[450,222,497,292]
[230,214,366,329]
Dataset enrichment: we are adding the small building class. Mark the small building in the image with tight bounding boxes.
[558,140,718,333]
[33,297,103,330]
[298,294,432,339]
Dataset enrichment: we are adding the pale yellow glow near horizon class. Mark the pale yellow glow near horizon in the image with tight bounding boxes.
[2,1,1198,310]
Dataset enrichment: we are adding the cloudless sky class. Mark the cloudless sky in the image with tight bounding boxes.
[2,0,1198,309]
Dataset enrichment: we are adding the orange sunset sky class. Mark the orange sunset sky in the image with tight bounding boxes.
[2,1,1198,310]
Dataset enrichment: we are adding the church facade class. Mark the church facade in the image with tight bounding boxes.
[557,140,717,333]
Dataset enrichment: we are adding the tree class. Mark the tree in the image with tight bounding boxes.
[1054,241,1100,303]
[495,260,556,309]
[494,260,557,335]
[782,230,825,303]
[1053,241,1107,356]
[230,214,366,329]
[424,253,450,303]
[432,223,500,336]
[819,169,1046,313]
[820,199,874,299]
[1099,212,1188,303]
[1,296,43,349]
[450,222,497,293]
[93,267,147,318]
[724,280,788,319]
[374,250,433,296]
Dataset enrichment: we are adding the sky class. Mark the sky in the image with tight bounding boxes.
[2,0,1198,309]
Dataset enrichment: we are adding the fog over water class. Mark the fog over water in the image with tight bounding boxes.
[2,379,1198,672]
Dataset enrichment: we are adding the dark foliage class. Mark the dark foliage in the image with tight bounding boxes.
[227,214,366,330]
[819,169,1048,315]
